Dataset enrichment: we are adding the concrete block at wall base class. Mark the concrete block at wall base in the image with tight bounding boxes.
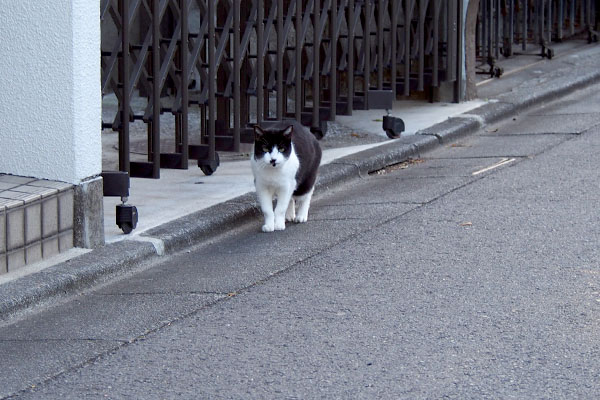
[42,237,59,259]
[59,230,73,252]
[7,249,25,272]
[25,242,42,265]
[74,177,105,249]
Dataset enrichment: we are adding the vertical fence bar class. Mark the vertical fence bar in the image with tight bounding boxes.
[539,0,545,46]
[234,0,241,150]
[432,0,440,87]
[257,0,265,123]
[570,0,575,36]
[330,0,337,119]
[580,0,584,31]
[487,0,493,66]
[523,0,528,50]
[495,0,500,60]
[533,0,538,44]
[180,0,189,168]
[587,0,591,29]
[277,0,284,120]
[364,0,371,106]
[418,0,425,92]
[295,0,302,122]
[481,0,487,59]
[391,0,397,94]
[313,0,320,128]
[347,0,355,115]
[120,0,130,174]
[557,0,564,41]
[548,0,552,43]
[377,0,384,90]
[404,0,412,96]
[509,0,514,56]
[208,0,216,162]
[152,0,161,178]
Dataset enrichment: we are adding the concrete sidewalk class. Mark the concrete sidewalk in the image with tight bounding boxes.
[1,40,599,323]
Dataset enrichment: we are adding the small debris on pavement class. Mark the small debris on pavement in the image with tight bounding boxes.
[371,158,425,175]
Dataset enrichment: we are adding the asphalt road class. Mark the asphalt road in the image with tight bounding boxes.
[2,84,600,399]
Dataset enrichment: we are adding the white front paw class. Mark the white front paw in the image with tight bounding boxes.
[274,219,286,231]
[285,211,295,222]
[262,222,275,232]
[294,214,308,223]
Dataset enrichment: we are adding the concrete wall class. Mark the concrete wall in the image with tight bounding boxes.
[0,1,101,185]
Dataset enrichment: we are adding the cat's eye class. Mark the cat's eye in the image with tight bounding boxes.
[278,145,285,152]
[262,145,269,152]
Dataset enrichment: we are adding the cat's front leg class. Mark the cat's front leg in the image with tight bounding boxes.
[256,187,275,232]
[285,198,296,222]
[273,187,294,230]
[294,187,314,223]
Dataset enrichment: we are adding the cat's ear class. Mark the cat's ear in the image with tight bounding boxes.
[283,125,294,137]
[253,125,265,139]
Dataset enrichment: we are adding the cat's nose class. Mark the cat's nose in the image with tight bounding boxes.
[270,160,277,167]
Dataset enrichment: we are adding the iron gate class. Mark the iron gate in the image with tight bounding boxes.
[476,0,599,77]
[100,0,464,183]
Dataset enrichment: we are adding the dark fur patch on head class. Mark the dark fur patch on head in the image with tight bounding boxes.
[253,125,293,160]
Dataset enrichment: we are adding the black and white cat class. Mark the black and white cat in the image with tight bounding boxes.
[251,121,322,232]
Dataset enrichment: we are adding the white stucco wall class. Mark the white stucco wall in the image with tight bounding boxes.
[0,1,101,184]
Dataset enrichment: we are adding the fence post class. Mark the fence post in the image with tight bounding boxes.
[313,0,321,130]
[330,0,338,120]
[347,0,355,115]
[119,0,130,175]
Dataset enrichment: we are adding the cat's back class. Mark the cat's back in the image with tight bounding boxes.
[288,121,322,165]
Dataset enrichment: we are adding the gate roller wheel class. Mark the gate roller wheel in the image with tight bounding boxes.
[200,152,220,176]
[385,129,401,139]
[116,204,138,234]
[494,66,504,78]
[120,223,134,235]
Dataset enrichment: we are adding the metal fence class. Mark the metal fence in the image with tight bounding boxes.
[477,0,598,77]
[100,0,464,188]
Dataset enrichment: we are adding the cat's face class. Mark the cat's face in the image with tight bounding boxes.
[253,125,293,168]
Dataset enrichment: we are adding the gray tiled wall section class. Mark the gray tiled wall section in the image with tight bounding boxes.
[42,197,59,238]
[59,190,74,231]
[8,249,25,270]
[26,242,42,265]
[7,207,25,251]
[42,237,59,259]
[25,202,42,244]
[59,230,73,252]
[0,175,75,275]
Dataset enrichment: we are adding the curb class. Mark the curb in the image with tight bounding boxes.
[2,56,600,323]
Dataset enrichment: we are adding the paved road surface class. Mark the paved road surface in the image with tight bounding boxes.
[2,84,600,399]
